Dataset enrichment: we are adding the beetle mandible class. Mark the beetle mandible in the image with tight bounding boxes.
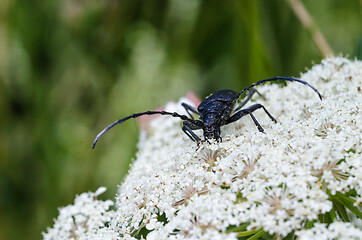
[92,77,322,148]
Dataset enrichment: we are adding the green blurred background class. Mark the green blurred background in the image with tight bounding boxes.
[0,0,360,239]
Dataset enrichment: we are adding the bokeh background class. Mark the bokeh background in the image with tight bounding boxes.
[0,0,361,239]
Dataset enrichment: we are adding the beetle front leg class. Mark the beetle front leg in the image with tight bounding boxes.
[181,103,200,120]
[182,120,203,144]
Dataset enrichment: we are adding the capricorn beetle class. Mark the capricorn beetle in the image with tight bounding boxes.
[92,77,322,148]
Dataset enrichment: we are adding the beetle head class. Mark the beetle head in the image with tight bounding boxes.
[203,124,221,141]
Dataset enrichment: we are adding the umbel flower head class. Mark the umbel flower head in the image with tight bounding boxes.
[43,57,362,240]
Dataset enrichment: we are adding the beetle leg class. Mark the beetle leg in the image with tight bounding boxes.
[182,120,202,143]
[234,89,266,112]
[182,103,200,120]
[227,109,264,132]
[226,104,277,132]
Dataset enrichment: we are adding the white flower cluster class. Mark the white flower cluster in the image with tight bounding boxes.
[44,57,361,239]
[43,187,116,240]
[297,222,362,240]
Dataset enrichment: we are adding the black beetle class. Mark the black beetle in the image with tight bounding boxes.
[92,77,322,148]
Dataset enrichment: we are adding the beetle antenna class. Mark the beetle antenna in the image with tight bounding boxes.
[92,110,193,149]
[238,76,322,100]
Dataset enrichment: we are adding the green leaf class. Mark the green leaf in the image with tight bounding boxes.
[236,228,266,239]
[303,220,316,229]
[318,210,333,224]
[246,228,266,240]
[282,231,296,240]
[335,192,355,204]
[226,222,250,233]
[236,230,259,237]
[330,206,337,220]
[332,197,350,222]
[335,192,362,219]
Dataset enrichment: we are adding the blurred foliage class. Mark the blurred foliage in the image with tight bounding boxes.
[0,0,360,239]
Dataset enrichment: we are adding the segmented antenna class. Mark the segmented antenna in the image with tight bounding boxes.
[92,110,192,148]
[238,76,322,100]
